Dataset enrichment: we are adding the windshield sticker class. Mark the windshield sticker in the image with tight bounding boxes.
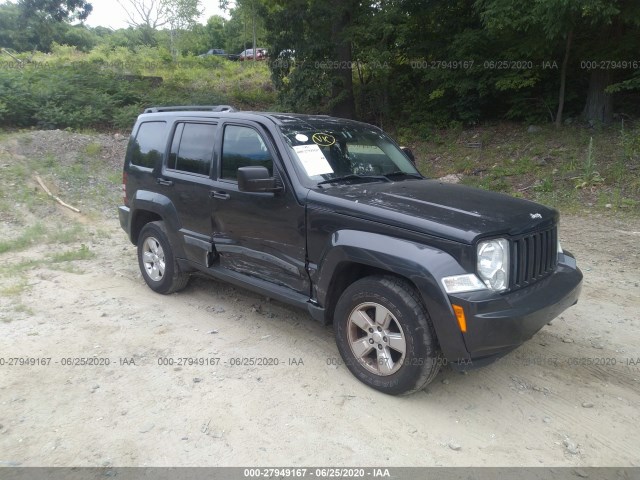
[312,133,336,147]
[295,134,309,143]
[293,144,334,177]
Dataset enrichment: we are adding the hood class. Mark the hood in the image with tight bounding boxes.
[307,179,558,244]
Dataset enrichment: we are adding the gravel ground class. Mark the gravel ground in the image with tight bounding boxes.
[0,131,638,467]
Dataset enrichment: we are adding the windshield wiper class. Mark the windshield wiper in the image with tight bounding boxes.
[317,174,391,186]
[382,171,423,180]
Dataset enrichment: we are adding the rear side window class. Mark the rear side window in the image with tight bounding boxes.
[130,121,166,168]
[221,125,273,180]
[168,122,217,176]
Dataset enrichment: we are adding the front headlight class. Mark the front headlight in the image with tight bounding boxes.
[477,238,510,291]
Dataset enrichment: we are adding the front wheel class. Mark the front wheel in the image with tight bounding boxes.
[334,275,442,395]
[137,221,189,294]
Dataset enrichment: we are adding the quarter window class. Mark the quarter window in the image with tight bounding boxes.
[130,121,166,168]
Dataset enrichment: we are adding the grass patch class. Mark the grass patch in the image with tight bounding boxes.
[50,244,95,263]
[107,171,123,185]
[43,154,56,169]
[0,223,85,255]
[84,142,102,157]
[574,137,604,189]
[0,244,94,280]
[0,223,47,254]
[1,278,29,296]
[48,224,85,244]
[0,131,122,221]
[1,302,35,320]
[0,259,39,278]
[0,244,95,312]
[411,121,640,214]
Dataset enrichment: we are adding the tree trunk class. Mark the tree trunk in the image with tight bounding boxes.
[170,27,177,59]
[243,13,247,51]
[555,29,572,128]
[583,69,613,124]
[330,1,356,119]
[252,0,257,63]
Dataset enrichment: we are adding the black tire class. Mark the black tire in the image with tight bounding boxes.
[334,275,442,395]
[137,221,189,294]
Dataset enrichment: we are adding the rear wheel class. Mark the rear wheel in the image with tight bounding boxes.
[137,221,189,294]
[334,275,441,395]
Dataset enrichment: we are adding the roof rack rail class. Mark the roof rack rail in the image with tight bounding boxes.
[143,105,236,114]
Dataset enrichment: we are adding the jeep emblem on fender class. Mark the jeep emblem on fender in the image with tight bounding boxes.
[530,213,542,219]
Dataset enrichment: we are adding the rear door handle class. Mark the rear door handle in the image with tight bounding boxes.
[210,190,230,200]
[157,178,174,186]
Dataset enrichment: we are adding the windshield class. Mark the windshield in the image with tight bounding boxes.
[279,123,420,186]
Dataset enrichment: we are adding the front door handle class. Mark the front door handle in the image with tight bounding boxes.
[210,190,230,200]
[157,178,174,186]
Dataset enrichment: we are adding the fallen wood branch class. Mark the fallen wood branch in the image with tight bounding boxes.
[35,175,81,213]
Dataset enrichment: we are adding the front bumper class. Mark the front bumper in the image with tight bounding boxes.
[447,252,582,368]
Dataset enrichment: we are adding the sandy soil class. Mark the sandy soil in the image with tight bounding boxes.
[0,133,639,467]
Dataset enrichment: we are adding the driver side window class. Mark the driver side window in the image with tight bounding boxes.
[221,125,273,180]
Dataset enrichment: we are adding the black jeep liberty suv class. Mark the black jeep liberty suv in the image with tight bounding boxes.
[119,106,583,395]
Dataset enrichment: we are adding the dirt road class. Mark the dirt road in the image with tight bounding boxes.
[0,132,638,467]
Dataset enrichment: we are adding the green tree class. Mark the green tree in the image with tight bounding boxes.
[328,0,357,118]
[116,0,202,54]
[58,24,97,51]
[0,2,23,49]
[476,0,640,125]
[220,0,268,54]
[116,0,170,28]
[164,0,202,56]
[19,0,92,21]
[0,0,96,51]
[380,0,496,125]
[93,26,161,49]
[262,0,358,118]
[204,15,226,49]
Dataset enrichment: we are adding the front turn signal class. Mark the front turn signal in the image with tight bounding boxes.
[452,304,467,333]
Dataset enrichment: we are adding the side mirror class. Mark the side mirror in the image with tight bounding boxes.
[400,146,416,164]
[237,166,282,193]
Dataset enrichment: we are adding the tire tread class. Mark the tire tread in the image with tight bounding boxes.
[379,275,442,394]
[334,274,442,395]
[138,221,190,294]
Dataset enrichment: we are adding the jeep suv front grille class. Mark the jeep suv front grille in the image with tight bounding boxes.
[510,226,558,289]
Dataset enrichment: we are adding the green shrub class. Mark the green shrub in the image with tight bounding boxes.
[112,104,143,130]
[0,46,277,130]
